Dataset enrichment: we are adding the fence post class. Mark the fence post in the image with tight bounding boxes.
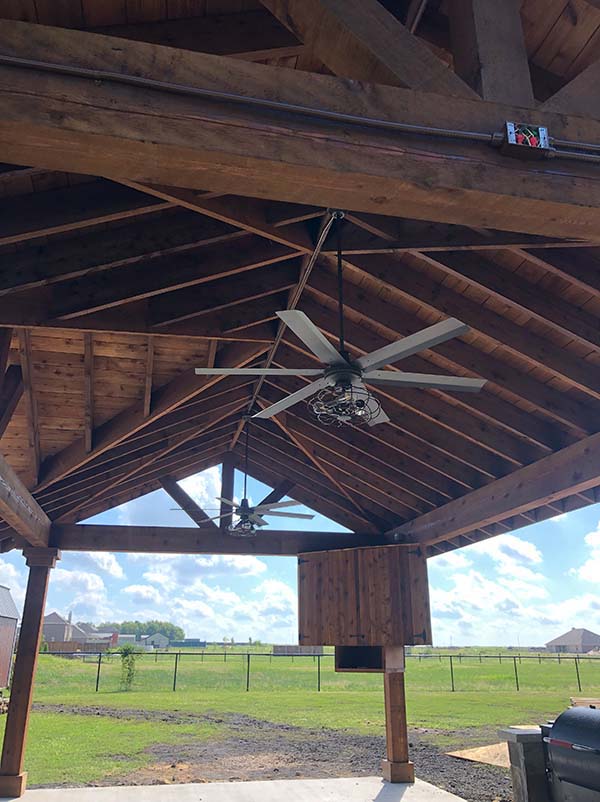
[172,652,179,692]
[558,653,561,664]
[449,655,455,692]
[317,654,321,692]
[575,657,582,693]
[246,653,251,692]
[538,653,542,664]
[499,653,502,664]
[513,656,520,692]
[95,652,102,693]
[479,653,482,663]
[224,651,227,663]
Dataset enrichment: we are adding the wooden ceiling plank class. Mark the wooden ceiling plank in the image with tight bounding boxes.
[391,429,600,546]
[159,476,219,529]
[52,523,380,555]
[0,180,173,247]
[0,211,243,297]
[54,396,249,522]
[420,250,600,352]
[519,248,600,299]
[448,0,535,106]
[352,253,600,402]
[147,259,299,327]
[259,0,477,96]
[4,22,600,238]
[0,453,49,546]
[0,328,12,395]
[35,340,268,491]
[250,424,423,520]
[51,237,297,320]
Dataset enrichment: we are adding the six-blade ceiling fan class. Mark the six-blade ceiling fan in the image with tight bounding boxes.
[200,423,314,536]
[195,213,487,426]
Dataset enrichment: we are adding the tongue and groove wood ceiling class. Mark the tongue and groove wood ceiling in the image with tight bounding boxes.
[1,0,600,556]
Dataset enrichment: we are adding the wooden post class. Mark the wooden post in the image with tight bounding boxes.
[0,548,60,798]
[220,455,235,530]
[381,648,414,784]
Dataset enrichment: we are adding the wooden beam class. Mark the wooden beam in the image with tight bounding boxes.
[405,0,428,33]
[3,22,600,238]
[257,479,295,507]
[83,333,94,453]
[159,477,219,531]
[142,337,153,418]
[220,454,235,529]
[259,0,476,96]
[542,61,600,117]
[448,0,534,106]
[18,330,40,484]
[51,524,380,555]
[0,328,12,395]
[0,455,50,547]
[0,365,23,439]
[390,430,600,546]
[0,547,59,797]
[36,340,268,491]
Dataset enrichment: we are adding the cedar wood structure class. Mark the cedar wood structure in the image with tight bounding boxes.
[1,0,600,793]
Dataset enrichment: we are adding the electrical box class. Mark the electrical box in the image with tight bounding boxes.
[298,544,431,647]
[501,122,551,160]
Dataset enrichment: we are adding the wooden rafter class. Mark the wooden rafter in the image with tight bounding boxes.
[392,430,600,546]
[159,477,219,531]
[0,454,49,547]
[83,333,94,453]
[0,366,23,440]
[259,0,476,96]
[18,330,40,484]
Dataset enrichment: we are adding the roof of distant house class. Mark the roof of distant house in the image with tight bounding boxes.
[0,586,18,620]
[546,628,600,648]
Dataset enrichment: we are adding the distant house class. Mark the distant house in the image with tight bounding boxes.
[141,633,169,648]
[546,628,600,654]
[42,612,87,644]
[0,586,18,688]
[116,634,137,646]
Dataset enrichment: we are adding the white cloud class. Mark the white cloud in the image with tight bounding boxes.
[179,467,221,511]
[52,568,111,620]
[64,552,124,579]
[573,521,600,583]
[0,559,26,612]
[123,584,163,605]
[430,551,472,570]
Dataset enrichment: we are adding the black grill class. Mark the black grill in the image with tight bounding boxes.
[545,707,600,799]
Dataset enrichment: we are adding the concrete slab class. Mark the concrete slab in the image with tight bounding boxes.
[3,777,466,802]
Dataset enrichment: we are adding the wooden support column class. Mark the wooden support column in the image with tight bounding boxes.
[220,455,235,529]
[0,547,60,797]
[381,651,414,784]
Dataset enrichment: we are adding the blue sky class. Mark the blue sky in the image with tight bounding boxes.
[1,465,599,646]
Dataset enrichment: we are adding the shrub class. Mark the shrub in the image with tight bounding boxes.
[119,644,136,691]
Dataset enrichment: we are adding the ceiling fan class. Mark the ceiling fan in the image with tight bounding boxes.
[195,213,486,426]
[199,424,314,537]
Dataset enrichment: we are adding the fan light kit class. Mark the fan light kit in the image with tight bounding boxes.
[195,210,487,427]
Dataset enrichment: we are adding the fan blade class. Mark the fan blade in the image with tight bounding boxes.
[254,500,302,512]
[264,510,315,519]
[367,407,390,427]
[355,318,470,372]
[253,376,331,420]
[216,497,237,507]
[248,514,268,526]
[204,512,233,522]
[276,310,347,366]
[365,370,486,392]
[195,368,322,376]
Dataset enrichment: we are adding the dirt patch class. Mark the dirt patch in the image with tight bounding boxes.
[32,704,512,801]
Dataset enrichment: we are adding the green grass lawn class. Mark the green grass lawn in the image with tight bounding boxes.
[11,651,600,787]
